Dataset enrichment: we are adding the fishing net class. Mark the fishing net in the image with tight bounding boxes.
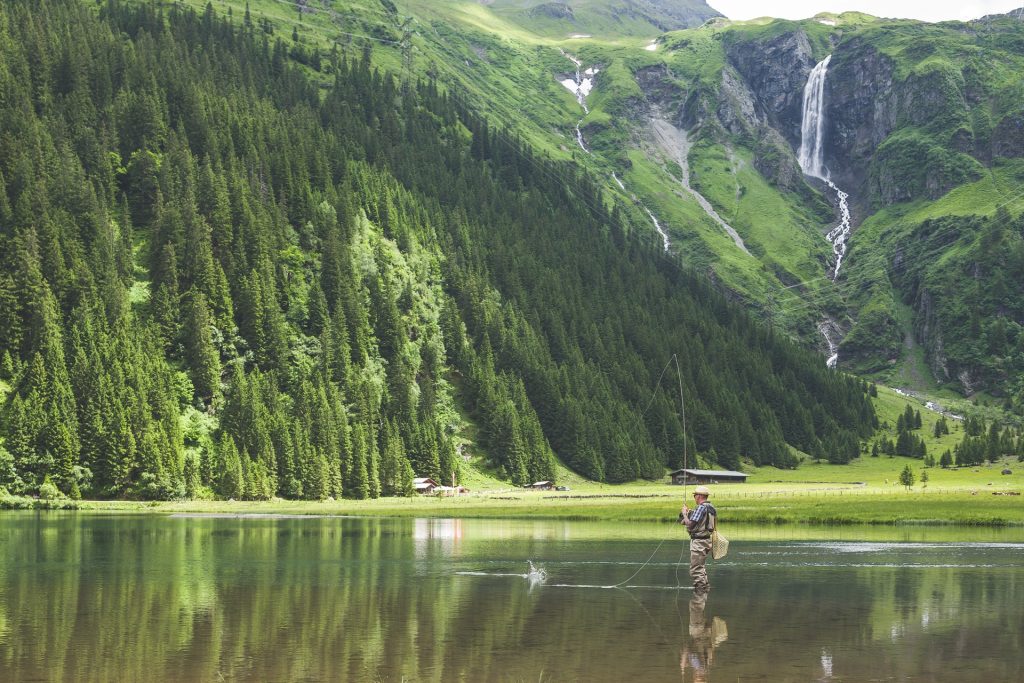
[711,530,729,560]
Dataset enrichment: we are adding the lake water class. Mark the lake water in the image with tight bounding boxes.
[1,513,1022,682]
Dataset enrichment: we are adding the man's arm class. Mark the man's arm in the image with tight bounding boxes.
[685,503,707,528]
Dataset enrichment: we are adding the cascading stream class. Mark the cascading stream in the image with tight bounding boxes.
[799,54,852,280]
[559,51,670,252]
[799,54,853,367]
[559,50,598,154]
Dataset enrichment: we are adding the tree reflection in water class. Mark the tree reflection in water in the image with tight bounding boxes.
[2,515,1024,682]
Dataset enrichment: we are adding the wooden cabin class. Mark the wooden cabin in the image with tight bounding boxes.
[527,481,555,490]
[413,477,439,494]
[669,468,748,485]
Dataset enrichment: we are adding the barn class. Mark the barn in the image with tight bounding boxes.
[669,468,748,485]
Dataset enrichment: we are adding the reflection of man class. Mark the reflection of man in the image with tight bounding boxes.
[679,485,716,592]
[680,591,728,682]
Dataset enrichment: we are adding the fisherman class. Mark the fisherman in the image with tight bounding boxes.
[679,485,716,592]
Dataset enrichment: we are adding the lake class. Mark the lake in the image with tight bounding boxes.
[1,513,1022,682]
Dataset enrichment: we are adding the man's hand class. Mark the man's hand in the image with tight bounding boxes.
[682,504,689,516]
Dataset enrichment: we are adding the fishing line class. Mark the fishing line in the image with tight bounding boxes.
[555,352,689,590]
[599,352,690,588]
[456,353,691,589]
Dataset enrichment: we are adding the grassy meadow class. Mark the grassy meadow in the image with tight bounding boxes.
[68,451,1022,526]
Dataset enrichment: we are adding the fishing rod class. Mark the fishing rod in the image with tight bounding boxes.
[598,352,690,589]
[521,353,692,590]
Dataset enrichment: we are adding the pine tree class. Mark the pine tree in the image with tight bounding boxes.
[379,418,413,496]
[899,464,915,490]
[183,289,221,404]
[346,422,371,499]
[939,449,953,468]
[215,434,244,499]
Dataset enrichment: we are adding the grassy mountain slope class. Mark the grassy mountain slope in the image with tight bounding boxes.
[416,0,720,39]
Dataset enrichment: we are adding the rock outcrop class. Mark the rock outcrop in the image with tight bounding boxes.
[529,3,574,20]
[725,30,816,146]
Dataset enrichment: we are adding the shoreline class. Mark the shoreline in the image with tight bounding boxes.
[4,488,1022,527]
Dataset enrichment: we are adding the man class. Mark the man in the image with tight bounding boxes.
[679,485,716,592]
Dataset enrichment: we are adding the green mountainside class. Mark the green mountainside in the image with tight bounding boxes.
[330,3,1024,410]
[0,0,877,500]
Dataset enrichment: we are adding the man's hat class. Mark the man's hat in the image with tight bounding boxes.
[693,485,710,496]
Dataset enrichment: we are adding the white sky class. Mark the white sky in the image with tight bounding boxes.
[708,1,1024,23]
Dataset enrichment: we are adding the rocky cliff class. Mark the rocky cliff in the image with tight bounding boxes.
[725,29,816,146]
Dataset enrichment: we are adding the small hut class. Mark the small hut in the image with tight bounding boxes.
[413,477,439,494]
[527,481,555,490]
[669,468,748,485]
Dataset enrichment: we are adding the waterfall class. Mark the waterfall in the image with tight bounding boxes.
[559,53,671,253]
[798,55,831,179]
[800,54,853,367]
[799,54,851,280]
[644,207,671,253]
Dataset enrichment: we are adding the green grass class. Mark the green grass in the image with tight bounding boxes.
[621,149,774,294]
[69,448,1022,526]
[73,476,1023,526]
[861,159,1024,228]
[689,143,830,284]
[443,0,715,40]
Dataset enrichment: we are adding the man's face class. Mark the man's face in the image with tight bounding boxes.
[693,493,707,503]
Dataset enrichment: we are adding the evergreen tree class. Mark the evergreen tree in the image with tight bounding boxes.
[215,434,244,499]
[183,289,221,404]
[899,464,915,489]
[939,449,953,468]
